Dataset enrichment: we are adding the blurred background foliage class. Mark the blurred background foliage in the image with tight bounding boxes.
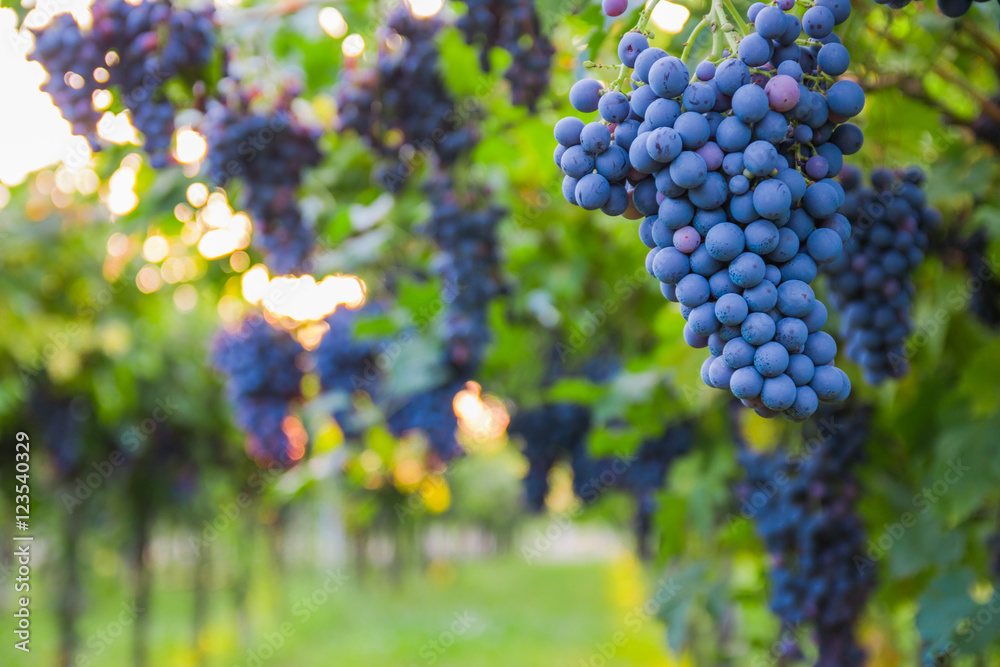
[1,0,1000,665]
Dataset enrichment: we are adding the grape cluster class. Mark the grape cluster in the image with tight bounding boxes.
[555,1,864,419]
[455,0,555,110]
[426,179,506,369]
[336,7,477,192]
[28,392,85,478]
[989,530,1000,580]
[572,423,695,556]
[312,306,387,441]
[951,229,1000,328]
[314,306,385,396]
[737,408,874,665]
[28,0,215,168]
[507,403,593,511]
[509,403,693,555]
[825,166,940,384]
[871,0,993,17]
[211,317,305,467]
[386,381,467,462]
[202,92,323,274]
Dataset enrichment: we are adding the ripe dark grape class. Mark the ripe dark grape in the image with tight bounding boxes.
[336,8,478,190]
[455,0,555,110]
[825,166,940,384]
[737,407,875,665]
[28,0,216,167]
[202,93,322,274]
[553,0,864,418]
[211,317,305,467]
[603,0,630,17]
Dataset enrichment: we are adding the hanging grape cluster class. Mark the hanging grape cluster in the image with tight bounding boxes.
[555,0,863,418]
[510,402,694,556]
[425,177,506,370]
[312,305,388,442]
[507,403,594,511]
[871,0,993,17]
[336,7,478,192]
[825,166,940,384]
[385,381,468,462]
[202,91,323,274]
[572,422,695,556]
[27,391,85,478]
[737,408,874,666]
[948,229,1000,329]
[211,317,305,467]
[28,0,215,168]
[454,0,555,110]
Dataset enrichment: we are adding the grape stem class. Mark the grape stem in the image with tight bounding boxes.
[710,0,742,57]
[680,16,712,64]
[722,0,750,35]
[611,0,665,93]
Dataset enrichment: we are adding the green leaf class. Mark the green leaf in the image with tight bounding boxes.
[915,570,978,659]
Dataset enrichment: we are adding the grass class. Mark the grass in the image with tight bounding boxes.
[7,554,679,667]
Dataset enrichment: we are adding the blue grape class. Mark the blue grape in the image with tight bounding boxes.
[570,79,605,112]
[618,31,649,68]
[754,341,791,377]
[575,173,612,210]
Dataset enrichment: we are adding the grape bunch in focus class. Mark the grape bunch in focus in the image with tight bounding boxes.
[455,0,555,110]
[554,0,864,419]
[211,317,305,467]
[28,0,216,168]
[826,166,941,384]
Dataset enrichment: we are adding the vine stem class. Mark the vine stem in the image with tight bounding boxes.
[611,0,665,93]
[722,0,749,35]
